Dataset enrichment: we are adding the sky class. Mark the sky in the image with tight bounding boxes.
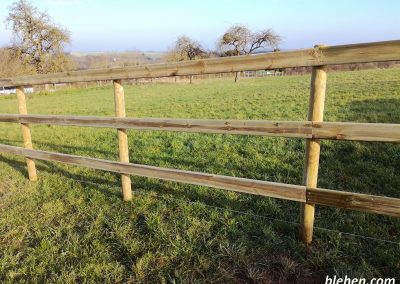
[0,0,399,52]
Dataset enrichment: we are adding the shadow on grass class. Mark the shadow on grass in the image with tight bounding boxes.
[343,98,400,123]
[0,136,298,215]
[0,152,259,215]
[318,98,400,198]
[0,138,115,157]
[0,155,120,198]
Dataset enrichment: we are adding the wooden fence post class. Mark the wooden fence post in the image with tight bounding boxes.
[113,79,132,201]
[16,86,37,181]
[300,48,327,245]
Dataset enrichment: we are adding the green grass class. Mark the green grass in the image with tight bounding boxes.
[0,68,399,283]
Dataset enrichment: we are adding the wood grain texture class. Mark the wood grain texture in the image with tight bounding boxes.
[300,64,327,245]
[16,86,37,181]
[307,187,400,217]
[0,114,312,138]
[1,114,399,143]
[0,143,306,202]
[1,40,399,87]
[312,122,400,142]
[113,80,132,201]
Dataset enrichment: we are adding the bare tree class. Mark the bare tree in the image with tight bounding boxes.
[6,0,73,74]
[167,36,205,61]
[218,25,281,82]
[166,36,207,83]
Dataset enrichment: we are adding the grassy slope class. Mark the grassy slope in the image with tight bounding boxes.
[0,68,399,283]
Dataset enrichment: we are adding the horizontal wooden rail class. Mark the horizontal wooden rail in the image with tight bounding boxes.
[1,114,399,142]
[0,40,399,87]
[0,143,399,217]
[312,122,400,142]
[0,114,312,138]
[0,143,306,202]
[307,187,400,217]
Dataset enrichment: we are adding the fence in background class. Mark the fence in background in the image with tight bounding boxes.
[0,40,400,245]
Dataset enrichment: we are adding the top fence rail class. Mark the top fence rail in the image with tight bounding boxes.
[1,40,400,88]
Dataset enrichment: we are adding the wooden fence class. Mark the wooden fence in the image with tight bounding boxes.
[1,40,400,245]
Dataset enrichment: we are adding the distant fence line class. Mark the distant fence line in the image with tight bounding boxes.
[0,71,283,94]
[0,40,399,245]
[2,62,398,95]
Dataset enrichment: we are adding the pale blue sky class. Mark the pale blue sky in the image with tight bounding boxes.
[0,0,399,52]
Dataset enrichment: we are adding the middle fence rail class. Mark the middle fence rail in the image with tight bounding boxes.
[1,114,400,142]
[0,39,400,245]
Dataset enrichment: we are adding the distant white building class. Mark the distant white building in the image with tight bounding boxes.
[0,87,34,95]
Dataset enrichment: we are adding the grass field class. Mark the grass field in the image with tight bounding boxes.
[0,68,399,283]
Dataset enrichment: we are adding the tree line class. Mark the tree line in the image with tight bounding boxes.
[166,26,281,82]
[0,0,281,79]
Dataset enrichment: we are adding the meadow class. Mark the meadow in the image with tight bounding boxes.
[0,68,399,283]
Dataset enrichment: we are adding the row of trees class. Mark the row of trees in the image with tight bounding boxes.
[167,25,281,82]
[1,0,282,81]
